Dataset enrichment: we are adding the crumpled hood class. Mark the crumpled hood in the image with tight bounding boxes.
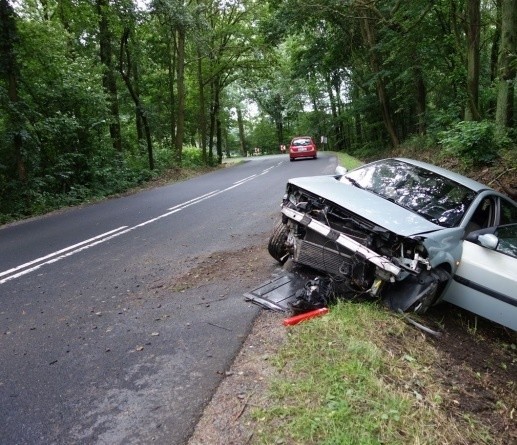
[289,175,442,237]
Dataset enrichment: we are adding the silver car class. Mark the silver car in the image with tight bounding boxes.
[268,158,517,330]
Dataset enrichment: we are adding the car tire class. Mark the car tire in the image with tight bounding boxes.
[410,268,451,314]
[268,221,289,264]
[290,158,294,162]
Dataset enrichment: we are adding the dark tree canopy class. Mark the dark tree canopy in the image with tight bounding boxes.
[0,0,515,222]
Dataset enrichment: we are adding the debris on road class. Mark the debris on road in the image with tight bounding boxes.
[283,307,329,326]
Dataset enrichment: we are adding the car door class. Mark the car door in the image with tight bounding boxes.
[443,223,517,330]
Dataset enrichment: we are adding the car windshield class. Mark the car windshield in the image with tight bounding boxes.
[341,159,477,227]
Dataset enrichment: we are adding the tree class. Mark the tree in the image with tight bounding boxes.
[465,0,482,120]
[97,0,122,152]
[0,0,26,182]
[495,0,516,129]
[119,26,154,170]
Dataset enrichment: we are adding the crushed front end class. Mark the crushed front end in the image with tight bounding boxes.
[270,182,446,313]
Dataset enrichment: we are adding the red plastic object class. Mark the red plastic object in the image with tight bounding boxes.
[283,307,329,326]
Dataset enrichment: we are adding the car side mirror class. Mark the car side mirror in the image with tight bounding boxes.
[478,233,499,249]
[335,166,348,176]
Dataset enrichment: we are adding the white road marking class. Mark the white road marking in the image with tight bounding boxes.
[2,164,279,284]
[167,190,220,211]
[0,227,128,284]
[233,174,256,185]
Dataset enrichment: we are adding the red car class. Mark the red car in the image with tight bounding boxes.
[289,136,317,161]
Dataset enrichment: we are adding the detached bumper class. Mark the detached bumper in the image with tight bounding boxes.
[282,207,402,280]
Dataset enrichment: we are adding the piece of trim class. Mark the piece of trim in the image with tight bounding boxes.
[453,275,517,307]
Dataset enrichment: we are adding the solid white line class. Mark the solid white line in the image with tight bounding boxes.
[0,227,133,284]
[167,190,220,211]
[0,226,128,279]
[2,163,280,284]
[233,175,256,185]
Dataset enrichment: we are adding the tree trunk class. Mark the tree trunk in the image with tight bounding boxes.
[360,12,399,147]
[495,0,517,129]
[119,28,154,170]
[325,75,340,150]
[491,0,502,83]
[196,47,208,163]
[465,0,481,121]
[167,29,176,154]
[0,0,27,182]
[208,81,216,165]
[133,57,144,148]
[236,106,247,157]
[213,79,223,164]
[216,109,222,164]
[174,27,186,165]
[414,60,427,135]
[97,0,122,152]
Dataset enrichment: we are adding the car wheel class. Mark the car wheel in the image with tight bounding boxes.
[268,221,289,264]
[410,268,451,314]
[290,158,294,162]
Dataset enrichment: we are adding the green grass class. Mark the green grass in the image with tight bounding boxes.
[251,302,493,445]
[335,152,364,170]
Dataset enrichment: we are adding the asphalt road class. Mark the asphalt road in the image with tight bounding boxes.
[0,153,339,444]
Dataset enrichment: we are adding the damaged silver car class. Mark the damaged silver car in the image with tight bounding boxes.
[268,158,517,329]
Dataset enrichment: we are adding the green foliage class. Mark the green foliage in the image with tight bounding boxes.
[1,0,516,225]
[253,301,493,445]
[438,121,509,167]
[249,119,278,153]
[178,146,206,168]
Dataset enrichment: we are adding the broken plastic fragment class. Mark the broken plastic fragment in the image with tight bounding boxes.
[283,307,329,326]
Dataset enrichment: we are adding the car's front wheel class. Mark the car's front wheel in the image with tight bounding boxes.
[410,268,451,314]
[268,221,289,264]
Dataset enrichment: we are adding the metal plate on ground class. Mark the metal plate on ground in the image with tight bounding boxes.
[244,272,308,312]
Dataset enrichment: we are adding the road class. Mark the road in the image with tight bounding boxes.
[0,153,338,444]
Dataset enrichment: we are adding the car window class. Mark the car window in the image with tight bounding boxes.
[495,224,517,259]
[465,197,496,234]
[341,159,477,228]
[499,198,517,225]
[292,138,311,146]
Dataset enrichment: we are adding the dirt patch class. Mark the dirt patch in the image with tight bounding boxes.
[166,245,271,293]
[185,245,516,445]
[426,305,517,443]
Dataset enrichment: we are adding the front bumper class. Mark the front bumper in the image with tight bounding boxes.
[282,207,402,280]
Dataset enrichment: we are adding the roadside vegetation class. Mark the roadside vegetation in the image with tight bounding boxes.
[247,153,516,445]
[1,0,516,225]
[251,301,516,445]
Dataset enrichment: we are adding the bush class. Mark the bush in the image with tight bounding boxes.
[438,121,509,167]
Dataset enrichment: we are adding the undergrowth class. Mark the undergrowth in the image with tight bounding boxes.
[252,302,493,445]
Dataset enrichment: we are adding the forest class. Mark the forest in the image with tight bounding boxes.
[1,0,516,223]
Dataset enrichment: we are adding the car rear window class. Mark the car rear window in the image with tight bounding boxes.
[292,138,312,146]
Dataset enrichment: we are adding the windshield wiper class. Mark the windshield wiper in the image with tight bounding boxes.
[345,177,364,189]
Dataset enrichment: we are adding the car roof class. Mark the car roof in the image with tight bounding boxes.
[391,158,493,192]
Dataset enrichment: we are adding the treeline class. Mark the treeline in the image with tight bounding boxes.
[261,0,516,160]
[1,0,516,223]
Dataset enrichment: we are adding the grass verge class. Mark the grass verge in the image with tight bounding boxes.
[334,152,364,170]
[251,302,495,445]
